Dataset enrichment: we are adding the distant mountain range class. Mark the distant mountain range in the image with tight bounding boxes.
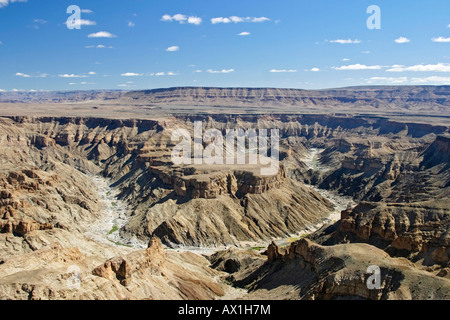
[1,86,450,114]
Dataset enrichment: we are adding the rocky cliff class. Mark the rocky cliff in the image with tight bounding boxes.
[236,239,450,300]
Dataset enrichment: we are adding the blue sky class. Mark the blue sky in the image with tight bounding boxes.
[0,0,450,91]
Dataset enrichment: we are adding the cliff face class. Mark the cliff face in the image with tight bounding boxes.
[237,239,450,300]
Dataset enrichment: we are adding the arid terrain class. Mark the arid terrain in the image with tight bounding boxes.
[0,86,449,300]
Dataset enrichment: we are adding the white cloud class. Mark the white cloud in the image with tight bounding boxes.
[0,0,27,9]
[149,72,178,76]
[194,70,202,73]
[329,39,361,44]
[58,74,89,78]
[81,9,92,14]
[252,17,270,23]
[211,17,231,24]
[432,36,450,43]
[161,15,173,22]
[166,46,180,52]
[187,16,202,25]
[367,77,408,84]
[411,76,450,84]
[88,71,96,75]
[206,69,235,74]
[270,69,297,73]
[85,44,113,49]
[15,72,31,78]
[121,72,142,77]
[16,72,49,78]
[211,16,270,24]
[65,19,96,28]
[387,63,450,72]
[172,14,187,22]
[128,21,135,27]
[238,32,250,36]
[395,37,410,44]
[230,16,244,23]
[80,19,96,26]
[88,31,116,38]
[307,68,320,72]
[118,84,130,87]
[342,58,351,61]
[162,14,202,25]
[333,64,383,70]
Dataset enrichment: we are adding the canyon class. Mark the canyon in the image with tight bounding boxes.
[0,86,449,300]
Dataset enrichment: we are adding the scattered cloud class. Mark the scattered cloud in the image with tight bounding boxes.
[432,36,450,43]
[121,72,143,77]
[15,72,31,78]
[58,74,89,78]
[411,76,450,84]
[238,32,250,36]
[15,72,49,78]
[252,17,270,23]
[367,77,408,84]
[65,19,96,28]
[211,17,231,24]
[88,31,116,38]
[162,14,202,25]
[306,68,320,72]
[88,71,96,75]
[187,16,202,25]
[149,72,179,76]
[206,69,235,74]
[81,9,92,14]
[128,21,135,27]
[33,19,47,24]
[85,45,114,49]
[329,39,361,44]
[31,18,47,29]
[333,64,383,70]
[0,0,27,9]
[211,16,270,24]
[387,63,450,72]
[342,58,351,61]
[166,46,180,52]
[270,69,297,73]
[395,37,410,44]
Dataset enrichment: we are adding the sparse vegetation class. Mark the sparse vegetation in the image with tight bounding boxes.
[250,246,265,251]
[107,225,118,235]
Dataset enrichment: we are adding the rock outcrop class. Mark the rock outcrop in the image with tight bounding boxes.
[240,239,450,300]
